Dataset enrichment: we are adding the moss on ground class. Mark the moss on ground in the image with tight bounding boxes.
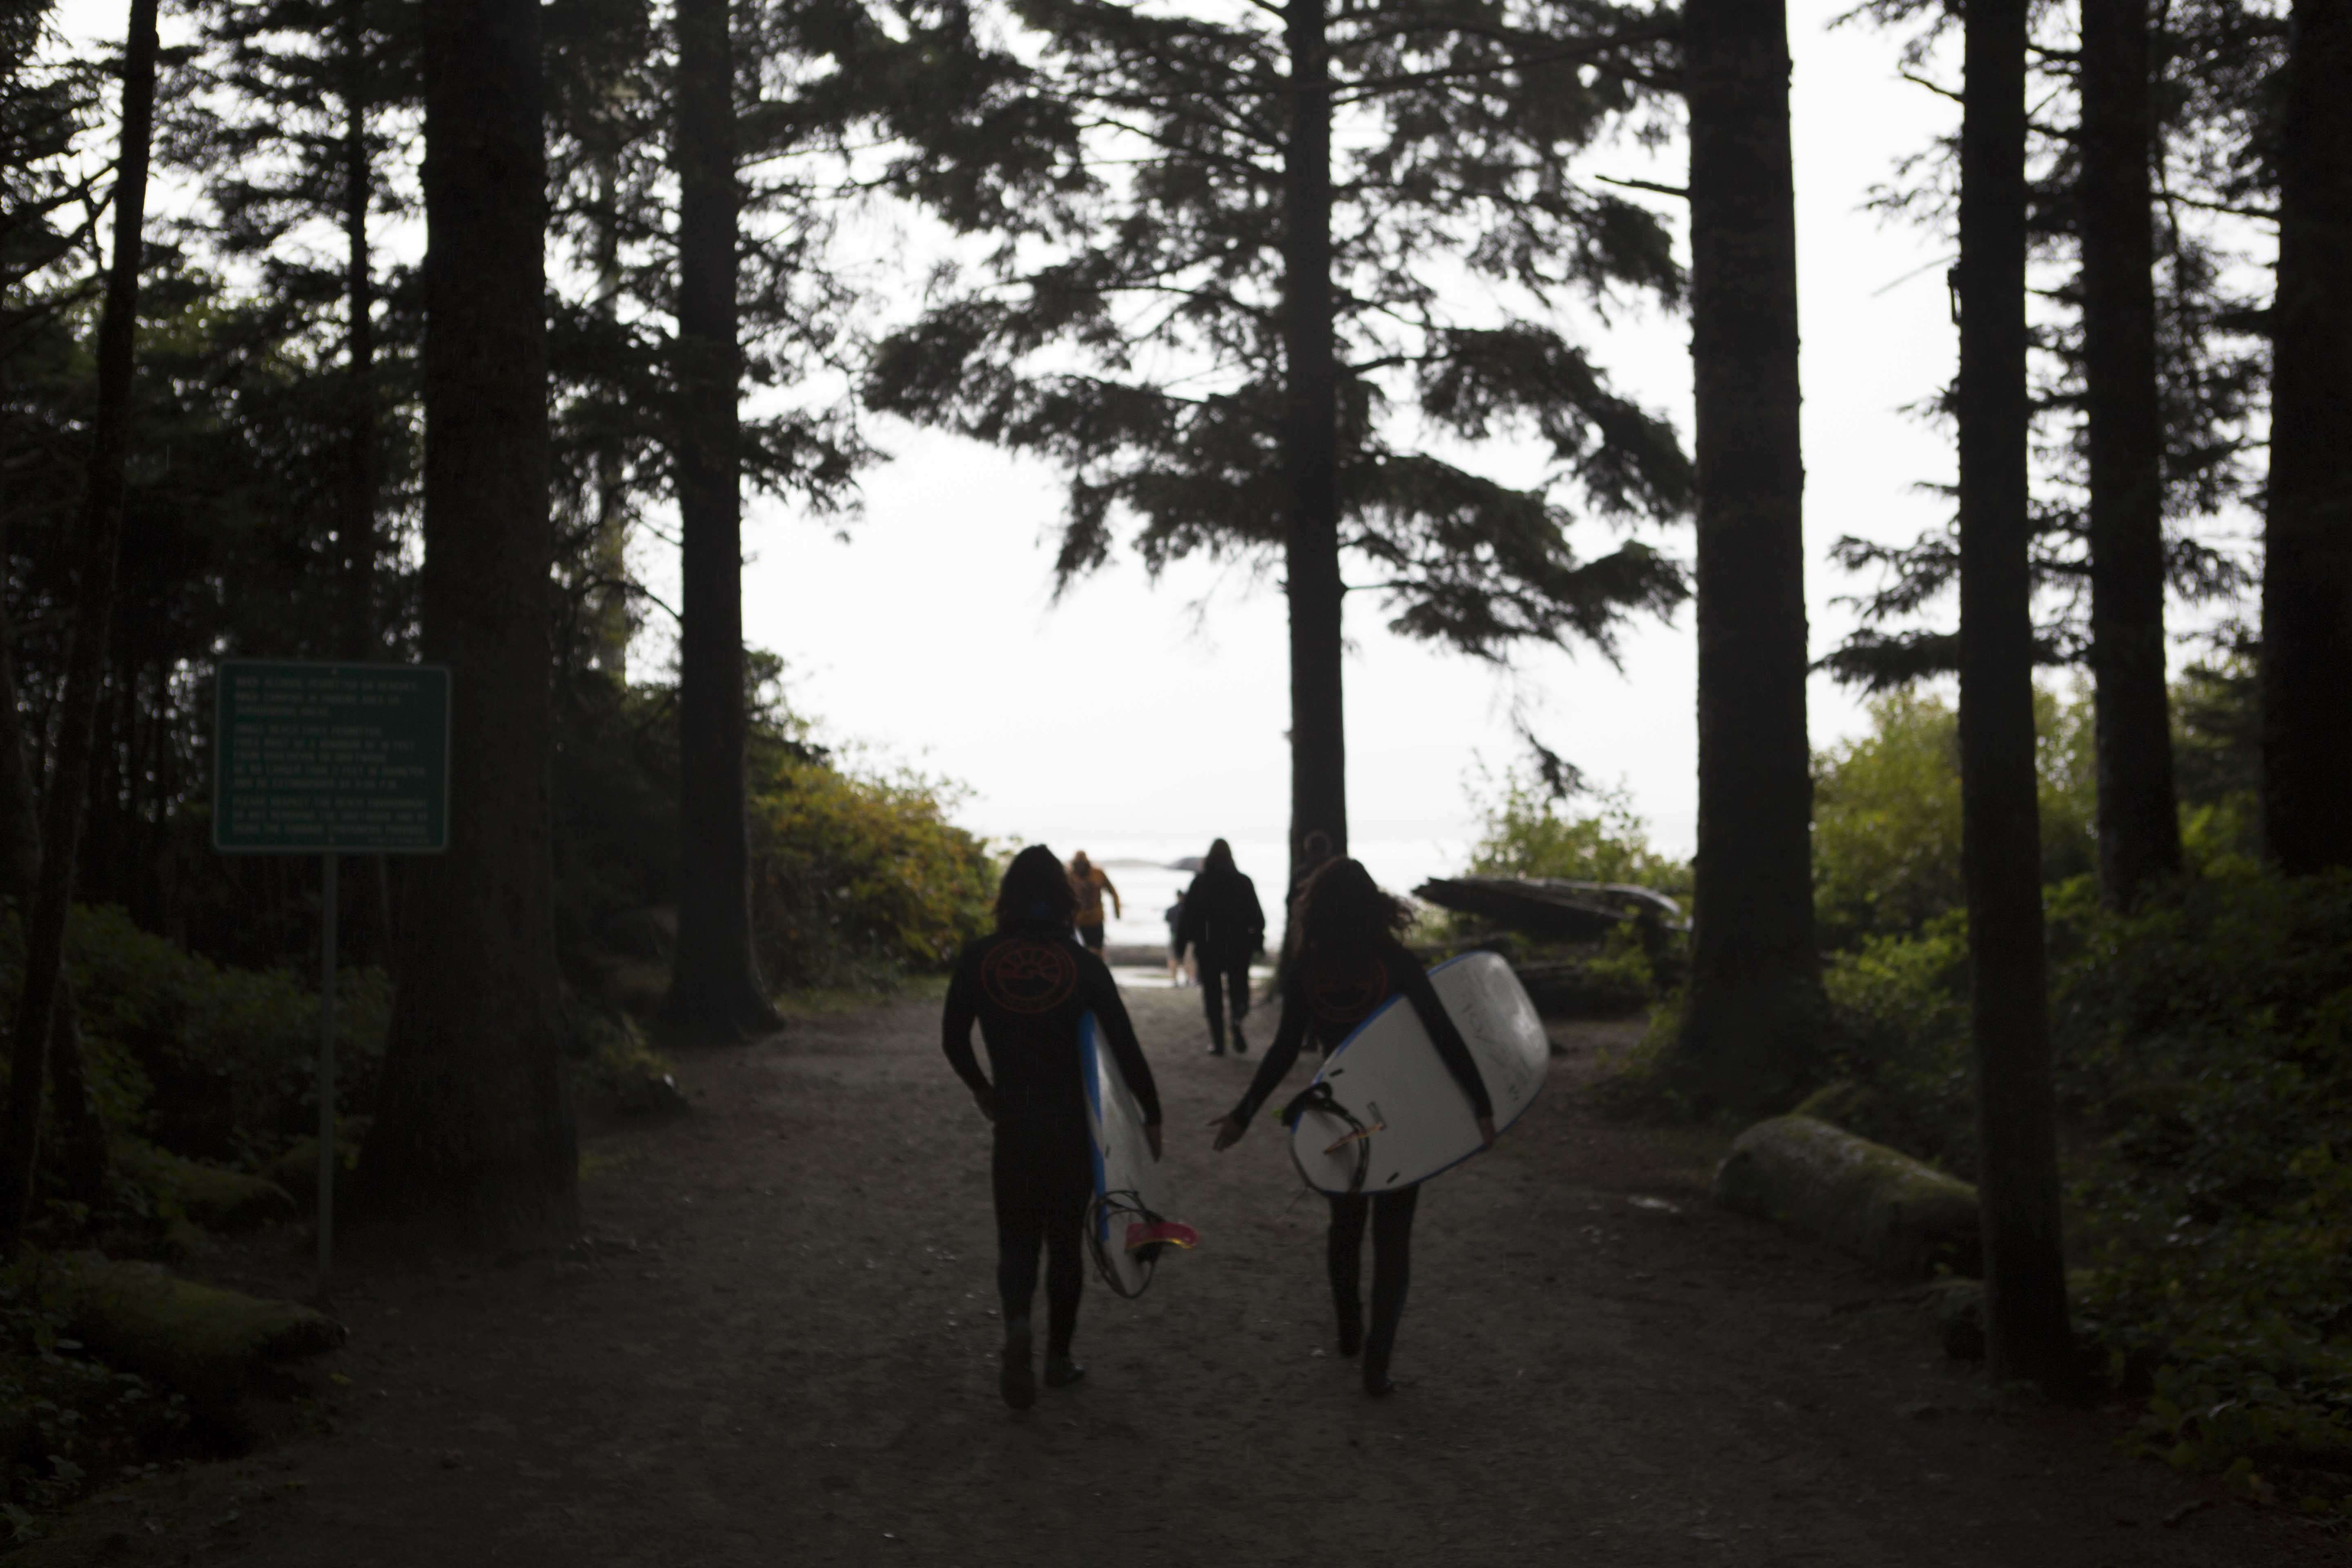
[29,1255,343,1412]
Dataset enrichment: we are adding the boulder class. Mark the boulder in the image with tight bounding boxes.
[33,1254,346,1411]
[1713,1114,1981,1278]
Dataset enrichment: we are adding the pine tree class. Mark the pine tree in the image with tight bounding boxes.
[1822,1,2270,702]
[346,0,577,1249]
[180,0,418,659]
[661,0,782,1037]
[865,0,1692,876]
[1954,0,2075,1396]
[2080,0,2181,905]
[1675,0,1823,1111]
[0,0,162,1260]
[2259,0,2352,873]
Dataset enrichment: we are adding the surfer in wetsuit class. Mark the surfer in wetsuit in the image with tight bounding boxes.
[1208,858,1493,1397]
[1067,851,1120,953]
[944,845,1163,1410]
[1174,838,1265,1056]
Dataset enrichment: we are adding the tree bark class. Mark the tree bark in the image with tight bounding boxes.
[588,152,632,680]
[2260,0,2352,875]
[340,0,396,969]
[2080,0,2182,906]
[660,0,777,1040]
[340,0,378,664]
[1676,0,1824,1112]
[1283,0,1346,890]
[0,0,160,1260]
[345,0,577,1250]
[1955,0,2075,1394]
[0,533,108,1207]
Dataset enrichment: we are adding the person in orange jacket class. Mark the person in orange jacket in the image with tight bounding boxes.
[1068,850,1121,953]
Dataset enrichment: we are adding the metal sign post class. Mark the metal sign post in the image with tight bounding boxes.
[212,660,449,1286]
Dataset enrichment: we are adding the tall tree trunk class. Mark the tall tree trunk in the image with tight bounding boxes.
[0,528,108,1207]
[339,0,395,968]
[346,0,577,1249]
[588,152,631,680]
[1956,0,2075,1394]
[0,0,160,1260]
[1675,0,1824,1112]
[2260,0,2352,874]
[2080,0,2182,906]
[1283,0,1345,889]
[340,0,378,662]
[661,0,776,1038]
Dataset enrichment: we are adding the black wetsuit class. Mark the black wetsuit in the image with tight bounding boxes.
[943,923,1161,1357]
[1175,864,1265,1053]
[1227,943,1491,1377]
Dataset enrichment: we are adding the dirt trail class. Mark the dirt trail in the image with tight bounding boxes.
[21,988,2331,1566]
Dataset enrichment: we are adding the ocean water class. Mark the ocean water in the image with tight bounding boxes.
[1036,831,1471,954]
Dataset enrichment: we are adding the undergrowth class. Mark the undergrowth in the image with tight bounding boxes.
[1815,867,2352,1510]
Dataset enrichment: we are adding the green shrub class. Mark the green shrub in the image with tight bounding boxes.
[0,1271,187,1523]
[553,657,998,998]
[1463,771,1690,895]
[1818,910,1976,1173]
[1816,867,2352,1501]
[749,754,997,991]
[1812,685,2096,947]
[0,906,388,1166]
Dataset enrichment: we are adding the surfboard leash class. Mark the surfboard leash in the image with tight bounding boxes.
[1082,1189,1197,1299]
[1278,1082,1372,1196]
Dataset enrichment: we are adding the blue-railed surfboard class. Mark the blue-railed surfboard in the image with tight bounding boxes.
[1080,1012,1191,1296]
[1285,951,1548,1195]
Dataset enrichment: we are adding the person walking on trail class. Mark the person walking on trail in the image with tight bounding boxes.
[1164,891,1194,986]
[944,845,1163,1410]
[1208,858,1492,1398]
[1175,838,1265,1056]
[1068,850,1120,954]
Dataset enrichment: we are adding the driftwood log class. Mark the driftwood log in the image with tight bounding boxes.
[1413,877,1685,942]
[1713,1114,1982,1278]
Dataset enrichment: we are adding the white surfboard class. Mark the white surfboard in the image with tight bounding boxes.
[1286,951,1548,1195]
[1080,1012,1171,1297]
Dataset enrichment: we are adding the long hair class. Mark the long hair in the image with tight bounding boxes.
[997,844,1079,930]
[1204,837,1235,874]
[1285,857,1412,969]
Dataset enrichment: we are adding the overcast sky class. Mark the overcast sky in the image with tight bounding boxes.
[702,1,1967,882]
[54,0,1979,891]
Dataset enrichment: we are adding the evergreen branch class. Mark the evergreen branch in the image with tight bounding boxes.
[1594,174,1686,200]
[1333,32,1673,102]
[1070,110,1275,181]
[1898,68,1962,103]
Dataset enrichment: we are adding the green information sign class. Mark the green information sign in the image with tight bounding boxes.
[213,660,450,854]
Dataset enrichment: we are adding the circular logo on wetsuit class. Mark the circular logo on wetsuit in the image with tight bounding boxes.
[980,938,1079,1015]
[1306,953,1391,1029]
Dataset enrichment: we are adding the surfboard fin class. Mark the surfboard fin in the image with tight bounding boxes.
[1126,1219,1198,1253]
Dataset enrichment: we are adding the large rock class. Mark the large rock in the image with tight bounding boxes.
[1713,1114,1981,1278]
[33,1254,346,1411]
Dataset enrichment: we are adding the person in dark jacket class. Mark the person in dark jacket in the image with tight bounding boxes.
[1209,858,1492,1397]
[944,845,1162,1410]
[1174,838,1265,1056]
